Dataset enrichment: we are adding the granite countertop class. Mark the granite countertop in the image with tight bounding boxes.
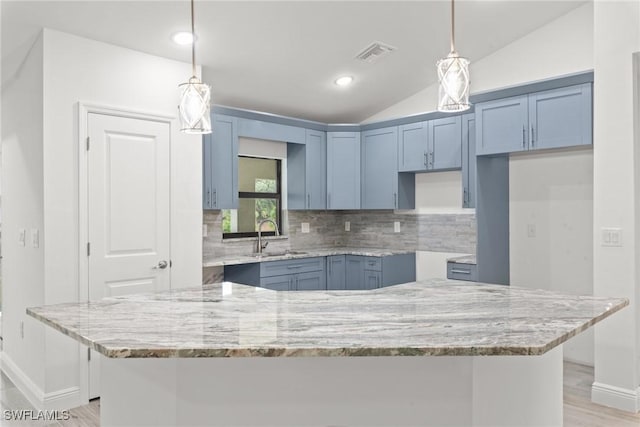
[203,247,415,267]
[447,255,477,265]
[27,279,627,359]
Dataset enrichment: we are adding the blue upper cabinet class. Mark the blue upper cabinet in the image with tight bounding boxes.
[237,118,305,144]
[476,95,529,155]
[361,127,399,209]
[398,122,429,172]
[398,118,462,172]
[528,83,592,150]
[203,114,238,209]
[428,116,462,170]
[305,130,327,209]
[287,130,327,210]
[326,132,361,210]
[476,83,593,156]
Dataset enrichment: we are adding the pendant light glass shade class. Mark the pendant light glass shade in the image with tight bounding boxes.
[437,0,471,113]
[179,77,211,134]
[437,52,470,112]
[178,0,212,134]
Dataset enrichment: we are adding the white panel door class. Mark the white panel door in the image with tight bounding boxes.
[87,112,171,398]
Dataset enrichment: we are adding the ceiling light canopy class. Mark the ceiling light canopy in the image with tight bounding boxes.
[437,0,471,113]
[172,31,195,45]
[335,76,354,87]
[178,0,211,134]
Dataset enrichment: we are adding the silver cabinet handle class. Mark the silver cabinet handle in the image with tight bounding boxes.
[531,125,535,147]
[463,188,468,204]
[287,265,303,270]
[393,192,397,208]
[522,126,526,148]
[451,269,471,274]
[429,152,434,168]
[153,260,168,270]
[206,189,211,206]
[424,151,428,167]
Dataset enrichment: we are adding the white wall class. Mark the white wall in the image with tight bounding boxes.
[592,0,640,412]
[509,149,594,365]
[1,33,46,403]
[1,29,202,409]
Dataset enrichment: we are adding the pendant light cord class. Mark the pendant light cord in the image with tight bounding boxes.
[450,0,455,53]
[191,0,197,77]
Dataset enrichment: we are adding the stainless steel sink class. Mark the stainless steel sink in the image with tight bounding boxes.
[251,250,308,258]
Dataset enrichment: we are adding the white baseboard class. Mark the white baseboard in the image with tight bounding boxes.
[0,352,81,411]
[592,381,640,413]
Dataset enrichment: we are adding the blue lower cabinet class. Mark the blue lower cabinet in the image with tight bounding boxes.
[261,275,293,291]
[327,255,346,290]
[345,256,366,290]
[364,270,382,290]
[344,253,416,290]
[294,270,327,290]
[446,262,478,282]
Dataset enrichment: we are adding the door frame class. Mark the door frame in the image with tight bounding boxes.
[77,102,175,403]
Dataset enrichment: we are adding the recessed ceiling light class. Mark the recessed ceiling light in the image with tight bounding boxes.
[172,32,195,45]
[335,76,354,87]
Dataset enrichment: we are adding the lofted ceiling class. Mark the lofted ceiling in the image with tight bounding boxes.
[1,1,588,123]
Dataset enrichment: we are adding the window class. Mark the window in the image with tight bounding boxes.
[222,156,281,238]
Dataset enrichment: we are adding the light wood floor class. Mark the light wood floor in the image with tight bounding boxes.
[1,361,638,426]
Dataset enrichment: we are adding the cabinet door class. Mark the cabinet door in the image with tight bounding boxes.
[476,96,528,155]
[327,255,346,290]
[345,255,365,290]
[203,133,213,209]
[361,127,399,209]
[529,83,592,150]
[210,114,239,209]
[398,122,428,172]
[261,275,292,291]
[363,270,382,290]
[428,116,462,170]
[326,132,361,209]
[305,130,327,209]
[294,270,327,291]
[461,114,476,208]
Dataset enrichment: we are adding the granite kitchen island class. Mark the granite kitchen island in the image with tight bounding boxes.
[28,279,627,427]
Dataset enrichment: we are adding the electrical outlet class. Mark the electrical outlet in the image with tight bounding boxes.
[527,224,536,238]
[31,229,39,248]
[301,223,310,233]
[602,228,622,247]
[394,221,401,233]
[202,224,208,237]
[18,229,26,247]
[345,221,350,232]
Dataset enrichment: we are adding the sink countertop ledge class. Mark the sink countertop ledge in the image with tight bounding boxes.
[27,279,628,359]
[203,247,416,267]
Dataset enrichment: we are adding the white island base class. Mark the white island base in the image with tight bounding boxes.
[101,346,562,427]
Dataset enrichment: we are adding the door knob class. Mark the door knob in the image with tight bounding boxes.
[153,260,168,269]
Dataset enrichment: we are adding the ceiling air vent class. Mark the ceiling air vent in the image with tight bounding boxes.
[355,41,397,64]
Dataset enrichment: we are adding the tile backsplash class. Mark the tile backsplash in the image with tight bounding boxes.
[203,210,476,264]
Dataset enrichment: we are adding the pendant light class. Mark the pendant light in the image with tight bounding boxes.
[436,0,471,112]
[178,0,211,134]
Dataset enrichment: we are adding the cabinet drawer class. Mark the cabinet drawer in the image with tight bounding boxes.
[260,257,324,278]
[363,257,382,272]
[447,262,478,282]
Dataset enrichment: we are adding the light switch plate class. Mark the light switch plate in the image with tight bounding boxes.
[394,221,401,233]
[31,229,39,248]
[345,221,350,232]
[18,229,26,247]
[602,227,622,247]
[301,223,310,233]
[202,224,208,237]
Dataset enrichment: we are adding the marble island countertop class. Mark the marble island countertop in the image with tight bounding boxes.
[203,246,415,267]
[28,279,627,359]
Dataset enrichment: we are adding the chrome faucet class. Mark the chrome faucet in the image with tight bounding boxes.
[257,219,280,254]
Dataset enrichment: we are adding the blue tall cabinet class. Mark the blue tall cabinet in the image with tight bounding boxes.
[203,114,238,209]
